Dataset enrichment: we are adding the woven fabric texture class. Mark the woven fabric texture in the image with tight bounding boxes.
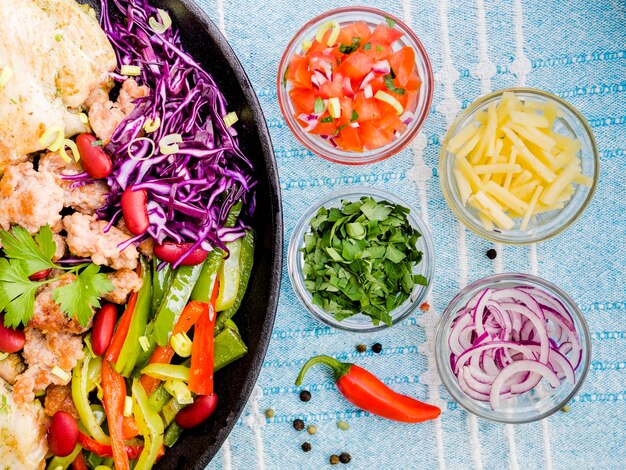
[191,0,626,468]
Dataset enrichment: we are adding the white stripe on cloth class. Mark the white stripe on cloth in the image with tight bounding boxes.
[243,385,266,470]
[215,0,226,36]
[222,438,233,470]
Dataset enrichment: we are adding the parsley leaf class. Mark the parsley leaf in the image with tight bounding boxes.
[338,37,361,54]
[0,258,40,328]
[52,264,114,327]
[300,197,428,326]
[314,97,326,114]
[0,225,57,275]
[383,74,405,95]
[385,15,397,29]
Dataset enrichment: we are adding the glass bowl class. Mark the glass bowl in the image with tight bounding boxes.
[287,187,434,331]
[277,7,434,165]
[435,273,591,423]
[439,88,599,244]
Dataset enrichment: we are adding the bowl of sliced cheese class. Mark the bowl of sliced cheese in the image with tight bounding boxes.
[440,88,598,244]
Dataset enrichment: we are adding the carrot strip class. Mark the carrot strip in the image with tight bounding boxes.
[102,360,130,470]
[105,292,138,363]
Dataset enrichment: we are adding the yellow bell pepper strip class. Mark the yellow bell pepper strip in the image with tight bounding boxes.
[140,300,207,395]
[131,379,164,470]
[116,257,152,376]
[105,292,138,363]
[188,279,219,395]
[71,350,109,444]
[215,230,255,333]
[101,360,130,470]
[153,263,204,346]
[141,363,190,382]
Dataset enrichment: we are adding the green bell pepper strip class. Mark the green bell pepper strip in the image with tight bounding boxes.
[190,249,224,303]
[151,258,172,316]
[45,444,82,469]
[85,452,104,469]
[133,321,156,376]
[131,379,164,470]
[72,350,109,444]
[163,422,184,448]
[215,230,254,334]
[162,395,186,426]
[116,257,153,376]
[147,326,248,413]
[153,263,204,346]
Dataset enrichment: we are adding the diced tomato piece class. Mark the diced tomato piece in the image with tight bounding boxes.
[308,29,333,53]
[309,53,337,75]
[337,21,371,47]
[369,76,386,93]
[361,121,392,150]
[405,90,419,112]
[362,42,393,61]
[337,51,373,81]
[379,114,407,135]
[287,54,312,89]
[309,120,338,136]
[289,88,316,115]
[339,125,363,151]
[390,47,415,87]
[406,72,422,91]
[353,92,381,122]
[377,99,402,117]
[371,23,403,45]
[318,73,344,99]
[338,97,354,126]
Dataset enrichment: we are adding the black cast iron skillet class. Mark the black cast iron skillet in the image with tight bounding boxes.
[85,1,283,467]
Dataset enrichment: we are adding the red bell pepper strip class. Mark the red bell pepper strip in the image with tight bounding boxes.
[188,279,219,395]
[78,433,143,460]
[105,292,138,363]
[71,452,88,470]
[295,355,441,423]
[102,360,130,470]
[140,300,207,395]
[122,415,140,440]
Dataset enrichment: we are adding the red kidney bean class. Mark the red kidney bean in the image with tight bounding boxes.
[0,313,26,353]
[121,187,150,235]
[75,133,113,179]
[154,242,208,266]
[28,268,52,281]
[175,394,219,429]
[48,411,79,457]
[91,304,118,356]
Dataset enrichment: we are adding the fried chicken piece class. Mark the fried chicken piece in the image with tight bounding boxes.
[103,268,143,304]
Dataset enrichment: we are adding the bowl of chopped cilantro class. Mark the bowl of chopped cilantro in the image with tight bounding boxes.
[288,187,434,331]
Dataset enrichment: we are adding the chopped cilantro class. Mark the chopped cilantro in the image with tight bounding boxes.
[350,110,359,122]
[385,16,397,29]
[320,116,334,123]
[383,75,405,95]
[362,42,372,51]
[376,45,383,53]
[282,65,289,88]
[338,37,361,54]
[301,197,427,326]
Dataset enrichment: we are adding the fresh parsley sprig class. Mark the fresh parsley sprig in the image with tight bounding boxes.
[0,225,114,328]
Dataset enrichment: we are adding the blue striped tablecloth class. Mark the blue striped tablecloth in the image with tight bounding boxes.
[195,0,626,468]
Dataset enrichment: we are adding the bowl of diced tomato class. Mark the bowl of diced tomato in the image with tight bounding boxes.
[277,7,434,164]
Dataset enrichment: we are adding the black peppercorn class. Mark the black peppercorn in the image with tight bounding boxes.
[356,344,367,353]
[301,442,312,452]
[330,455,340,465]
[293,418,305,431]
[299,390,312,402]
[339,452,352,464]
[371,342,383,354]
[486,248,497,260]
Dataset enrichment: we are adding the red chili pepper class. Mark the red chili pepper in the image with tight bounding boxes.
[295,356,441,423]
[140,300,208,395]
[188,279,219,395]
[101,361,130,470]
[71,451,88,470]
[105,292,137,363]
[78,432,143,460]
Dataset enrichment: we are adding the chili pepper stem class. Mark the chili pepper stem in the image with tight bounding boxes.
[295,355,352,386]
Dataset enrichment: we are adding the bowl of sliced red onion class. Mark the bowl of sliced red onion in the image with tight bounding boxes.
[435,273,590,423]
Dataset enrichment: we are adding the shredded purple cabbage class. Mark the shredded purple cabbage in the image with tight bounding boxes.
[97,0,255,266]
